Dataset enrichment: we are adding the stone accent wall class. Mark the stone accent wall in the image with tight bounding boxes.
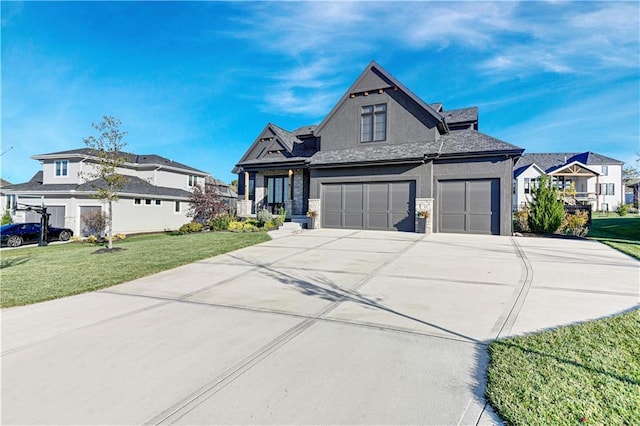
[308,198,321,229]
[254,174,266,211]
[415,197,434,234]
[292,169,304,215]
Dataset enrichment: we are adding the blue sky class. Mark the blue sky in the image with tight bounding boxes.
[2,1,639,184]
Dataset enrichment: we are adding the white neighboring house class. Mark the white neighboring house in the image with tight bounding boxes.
[513,152,624,212]
[2,148,209,236]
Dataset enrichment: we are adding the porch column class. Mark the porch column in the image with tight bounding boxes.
[244,172,249,201]
[596,175,600,211]
[284,169,294,217]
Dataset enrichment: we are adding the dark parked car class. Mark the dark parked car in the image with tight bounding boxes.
[0,223,73,247]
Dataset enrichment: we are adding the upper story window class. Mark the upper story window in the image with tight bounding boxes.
[601,165,608,176]
[188,175,198,187]
[55,160,68,177]
[361,103,387,142]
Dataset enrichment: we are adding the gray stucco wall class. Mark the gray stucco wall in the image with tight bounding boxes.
[431,156,514,236]
[316,91,438,152]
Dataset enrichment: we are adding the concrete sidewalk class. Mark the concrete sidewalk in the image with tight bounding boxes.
[2,230,638,425]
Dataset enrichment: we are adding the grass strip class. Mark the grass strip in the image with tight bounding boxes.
[1,231,270,308]
[587,215,640,260]
[486,309,640,425]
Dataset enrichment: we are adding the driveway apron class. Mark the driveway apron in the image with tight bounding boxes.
[2,230,638,425]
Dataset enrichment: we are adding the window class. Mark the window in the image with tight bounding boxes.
[134,198,142,205]
[188,175,198,187]
[145,199,152,205]
[601,203,609,212]
[601,165,608,176]
[361,103,387,142]
[524,178,530,194]
[175,201,181,212]
[155,200,161,206]
[600,183,615,195]
[55,160,68,177]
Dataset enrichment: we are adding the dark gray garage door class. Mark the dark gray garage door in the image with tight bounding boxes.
[322,181,415,231]
[439,179,499,235]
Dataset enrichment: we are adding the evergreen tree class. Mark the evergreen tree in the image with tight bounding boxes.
[527,174,564,234]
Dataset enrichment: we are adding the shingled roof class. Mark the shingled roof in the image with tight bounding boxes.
[3,171,192,198]
[32,148,208,174]
[514,152,623,177]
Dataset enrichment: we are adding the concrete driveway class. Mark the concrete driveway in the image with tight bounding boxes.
[2,230,638,425]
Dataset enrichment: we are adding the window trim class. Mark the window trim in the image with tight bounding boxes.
[601,165,608,176]
[360,103,387,143]
[55,160,69,177]
[174,201,181,213]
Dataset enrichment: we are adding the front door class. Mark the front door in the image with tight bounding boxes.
[266,176,289,213]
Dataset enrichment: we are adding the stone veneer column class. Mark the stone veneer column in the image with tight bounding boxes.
[415,197,434,234]
[307,198,321,229]
[237,199,252,218]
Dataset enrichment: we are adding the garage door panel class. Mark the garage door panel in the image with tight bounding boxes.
[440,214,467,232]
[439,179,499,235]
[441,181,466,213]
[368,184,388,211]
[344,185,364,211]
[367,212,389,229]
[390,182,412,211]
[344,212,364,228]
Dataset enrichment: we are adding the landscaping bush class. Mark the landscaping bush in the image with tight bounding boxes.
[1,211,13,225]
[561,210,589,236]
[209,213,235,231]
[513,208,530,233]
[243,223,258,232]
[227,221,244,232]
[179,221,204,234]
[256,208,273,226]
[527,174,564,234]
[81,210,107,237]
[616,203,629,216]
[263,220,278,231]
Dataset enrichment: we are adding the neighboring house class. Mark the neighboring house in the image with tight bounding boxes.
[3,148,209,235]
[513,152,624,212]
[205,176,238,212]
[233,61,524,235]
[625,178,640,208]
[0,178,12,218]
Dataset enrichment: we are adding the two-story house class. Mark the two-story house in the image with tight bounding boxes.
[513,152,624,212]
[3,148,209,236]
[234,62,524,235]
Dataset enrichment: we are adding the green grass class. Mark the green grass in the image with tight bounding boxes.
[587,214,640,259]
[1,231,270,308]
[486,309,640,425]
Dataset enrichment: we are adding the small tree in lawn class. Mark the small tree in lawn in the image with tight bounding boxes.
[187,184,224,224]
[82,115,127,250]
[527,174,565,234]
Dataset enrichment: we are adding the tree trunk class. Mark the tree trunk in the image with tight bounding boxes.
[108,200,113,250]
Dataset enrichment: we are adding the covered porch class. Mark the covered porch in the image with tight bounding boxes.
[549,162,601,209]
[237,167,310,220]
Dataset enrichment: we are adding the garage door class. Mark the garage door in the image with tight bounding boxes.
[26,205,66,228]
[439,179,499,235]
[322,181,415,231]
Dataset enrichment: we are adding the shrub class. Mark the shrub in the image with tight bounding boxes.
[179,221,204,234]
[513,208,530,233]
[227,221,244,232]
[81,210,107,237]
[209,213,234,231]
[256,208,273,226]
[1,211,13,225]
[561,211,589,236]
[263,220,278,231]
[527,175,564,234]
[616,203,629,217]
[86,235,98,243]
[243,223,258,232]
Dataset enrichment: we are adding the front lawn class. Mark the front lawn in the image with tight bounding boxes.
[1,231,270,308]
[587,214,640,259]
[486,309,640,425]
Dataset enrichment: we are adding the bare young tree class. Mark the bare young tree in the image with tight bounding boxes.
[81,115,127,250]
